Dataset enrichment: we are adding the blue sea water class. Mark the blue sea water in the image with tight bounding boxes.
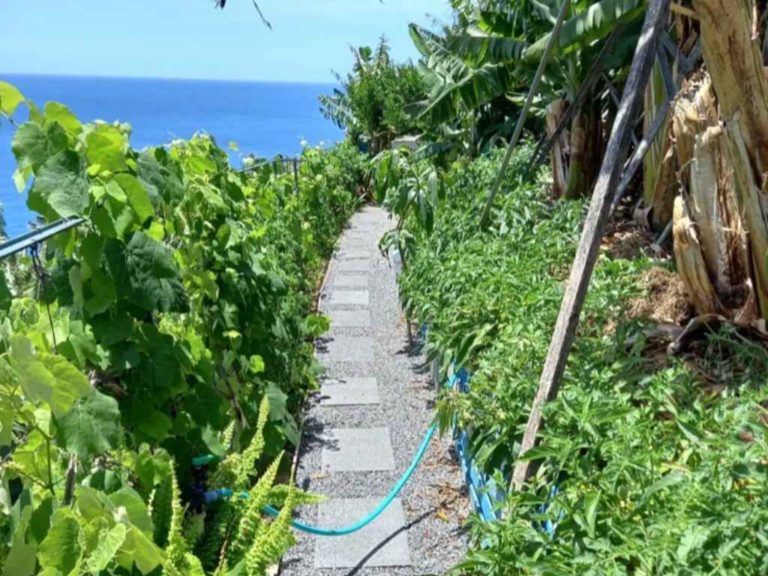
[0,74,343,238]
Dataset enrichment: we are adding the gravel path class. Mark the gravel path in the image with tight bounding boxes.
[280,206,469,576]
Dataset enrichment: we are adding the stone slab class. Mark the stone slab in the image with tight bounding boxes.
[339,249,374,259]
[320,379,379,406]
[314,498,411,568]
[321,428,395,471]
[328,309,371,328]
[343,236,377,244]
[317,336,374,362]
[335,259,371,273]
[341,243,378,251]
[322,376,378,387]
[329,290,370,306]
[332,274,369,288]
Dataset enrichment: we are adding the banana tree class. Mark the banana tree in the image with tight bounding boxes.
[410,0,646,198]
[670,0,768,325]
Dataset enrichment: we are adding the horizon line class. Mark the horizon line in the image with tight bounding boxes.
[0,71,339,87]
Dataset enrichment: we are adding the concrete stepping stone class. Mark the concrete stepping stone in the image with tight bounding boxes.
[321,377,379,406]
[321,428,395,471]
[343,241,377,250]
[329,290,369,306]
[338,249,374,259]
[332,274,369,288]
[314,498,411,568]
[344,234,376,243]
[317,336,373,363]
[328,309,371,328]
[335,259,370,273]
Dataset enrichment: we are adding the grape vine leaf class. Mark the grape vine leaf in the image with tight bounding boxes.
[84,264,118,316]
[85,123,128,173]
[122,232,188,313]
[37,509,82,574]
[44,102,82,137]
[85,523,127,573]
[115,174,154,224]
[2,537,37,576]
[27,150,89,219]
[0,81,24,117]
[118,526,163,575]
[55,390,121,459]
[90,311,133,347]
[109,488,153,533]
[9,335,90,415]
[10,334,54,402]
[28,496,54,544]
[12,122,68,172]
[137,149,184,204]
[44,353,92,416]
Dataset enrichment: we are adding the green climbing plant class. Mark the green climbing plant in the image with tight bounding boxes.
[0,81,364,574]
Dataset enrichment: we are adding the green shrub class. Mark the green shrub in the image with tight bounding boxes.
[396,147,768,575]
[0,85,364,575]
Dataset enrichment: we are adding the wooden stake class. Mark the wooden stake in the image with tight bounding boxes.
[511,0,671,490]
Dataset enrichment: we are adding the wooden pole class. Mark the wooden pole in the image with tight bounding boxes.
[609,46,677,213]
[478,0,572,229]
[511,0,671,490]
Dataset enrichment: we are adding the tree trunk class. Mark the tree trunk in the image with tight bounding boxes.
[693,0,768,173]
[564,101,603,199]
[669,0,768,324]
[643,59,677,227]
[546,99,569,199]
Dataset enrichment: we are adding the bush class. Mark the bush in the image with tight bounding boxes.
[0,88,365,574]
[396,147,768,575]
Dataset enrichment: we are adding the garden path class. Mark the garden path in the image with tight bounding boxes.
[280,206,469,576]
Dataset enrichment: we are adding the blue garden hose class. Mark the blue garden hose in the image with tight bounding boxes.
[205,422,438,536]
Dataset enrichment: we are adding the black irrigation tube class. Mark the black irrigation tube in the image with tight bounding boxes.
[0,217,85,261]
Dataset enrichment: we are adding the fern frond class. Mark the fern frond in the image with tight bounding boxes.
[165,465,190,569]
[221,419,237,450]
[268,484,325,508]
[209,454,238,488]
[231,453,283,558]
[244,487,296,576]
[184,513,206,548]
[197,500,240,572]
[234,395,271,489]
[150,475,174,547]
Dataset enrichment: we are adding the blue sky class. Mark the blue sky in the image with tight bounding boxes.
[0,0,450,83]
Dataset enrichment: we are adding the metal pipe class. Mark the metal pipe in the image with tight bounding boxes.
[0,217,85,261]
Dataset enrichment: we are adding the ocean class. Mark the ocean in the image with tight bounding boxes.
[0,74,344,238]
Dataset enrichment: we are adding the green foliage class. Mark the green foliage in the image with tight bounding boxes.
[373,148,442,265]
[197,396,304,575]
[321,39,427,154]
[409,0,644,154]
[395,146,768,573]
[0,83,365,574]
